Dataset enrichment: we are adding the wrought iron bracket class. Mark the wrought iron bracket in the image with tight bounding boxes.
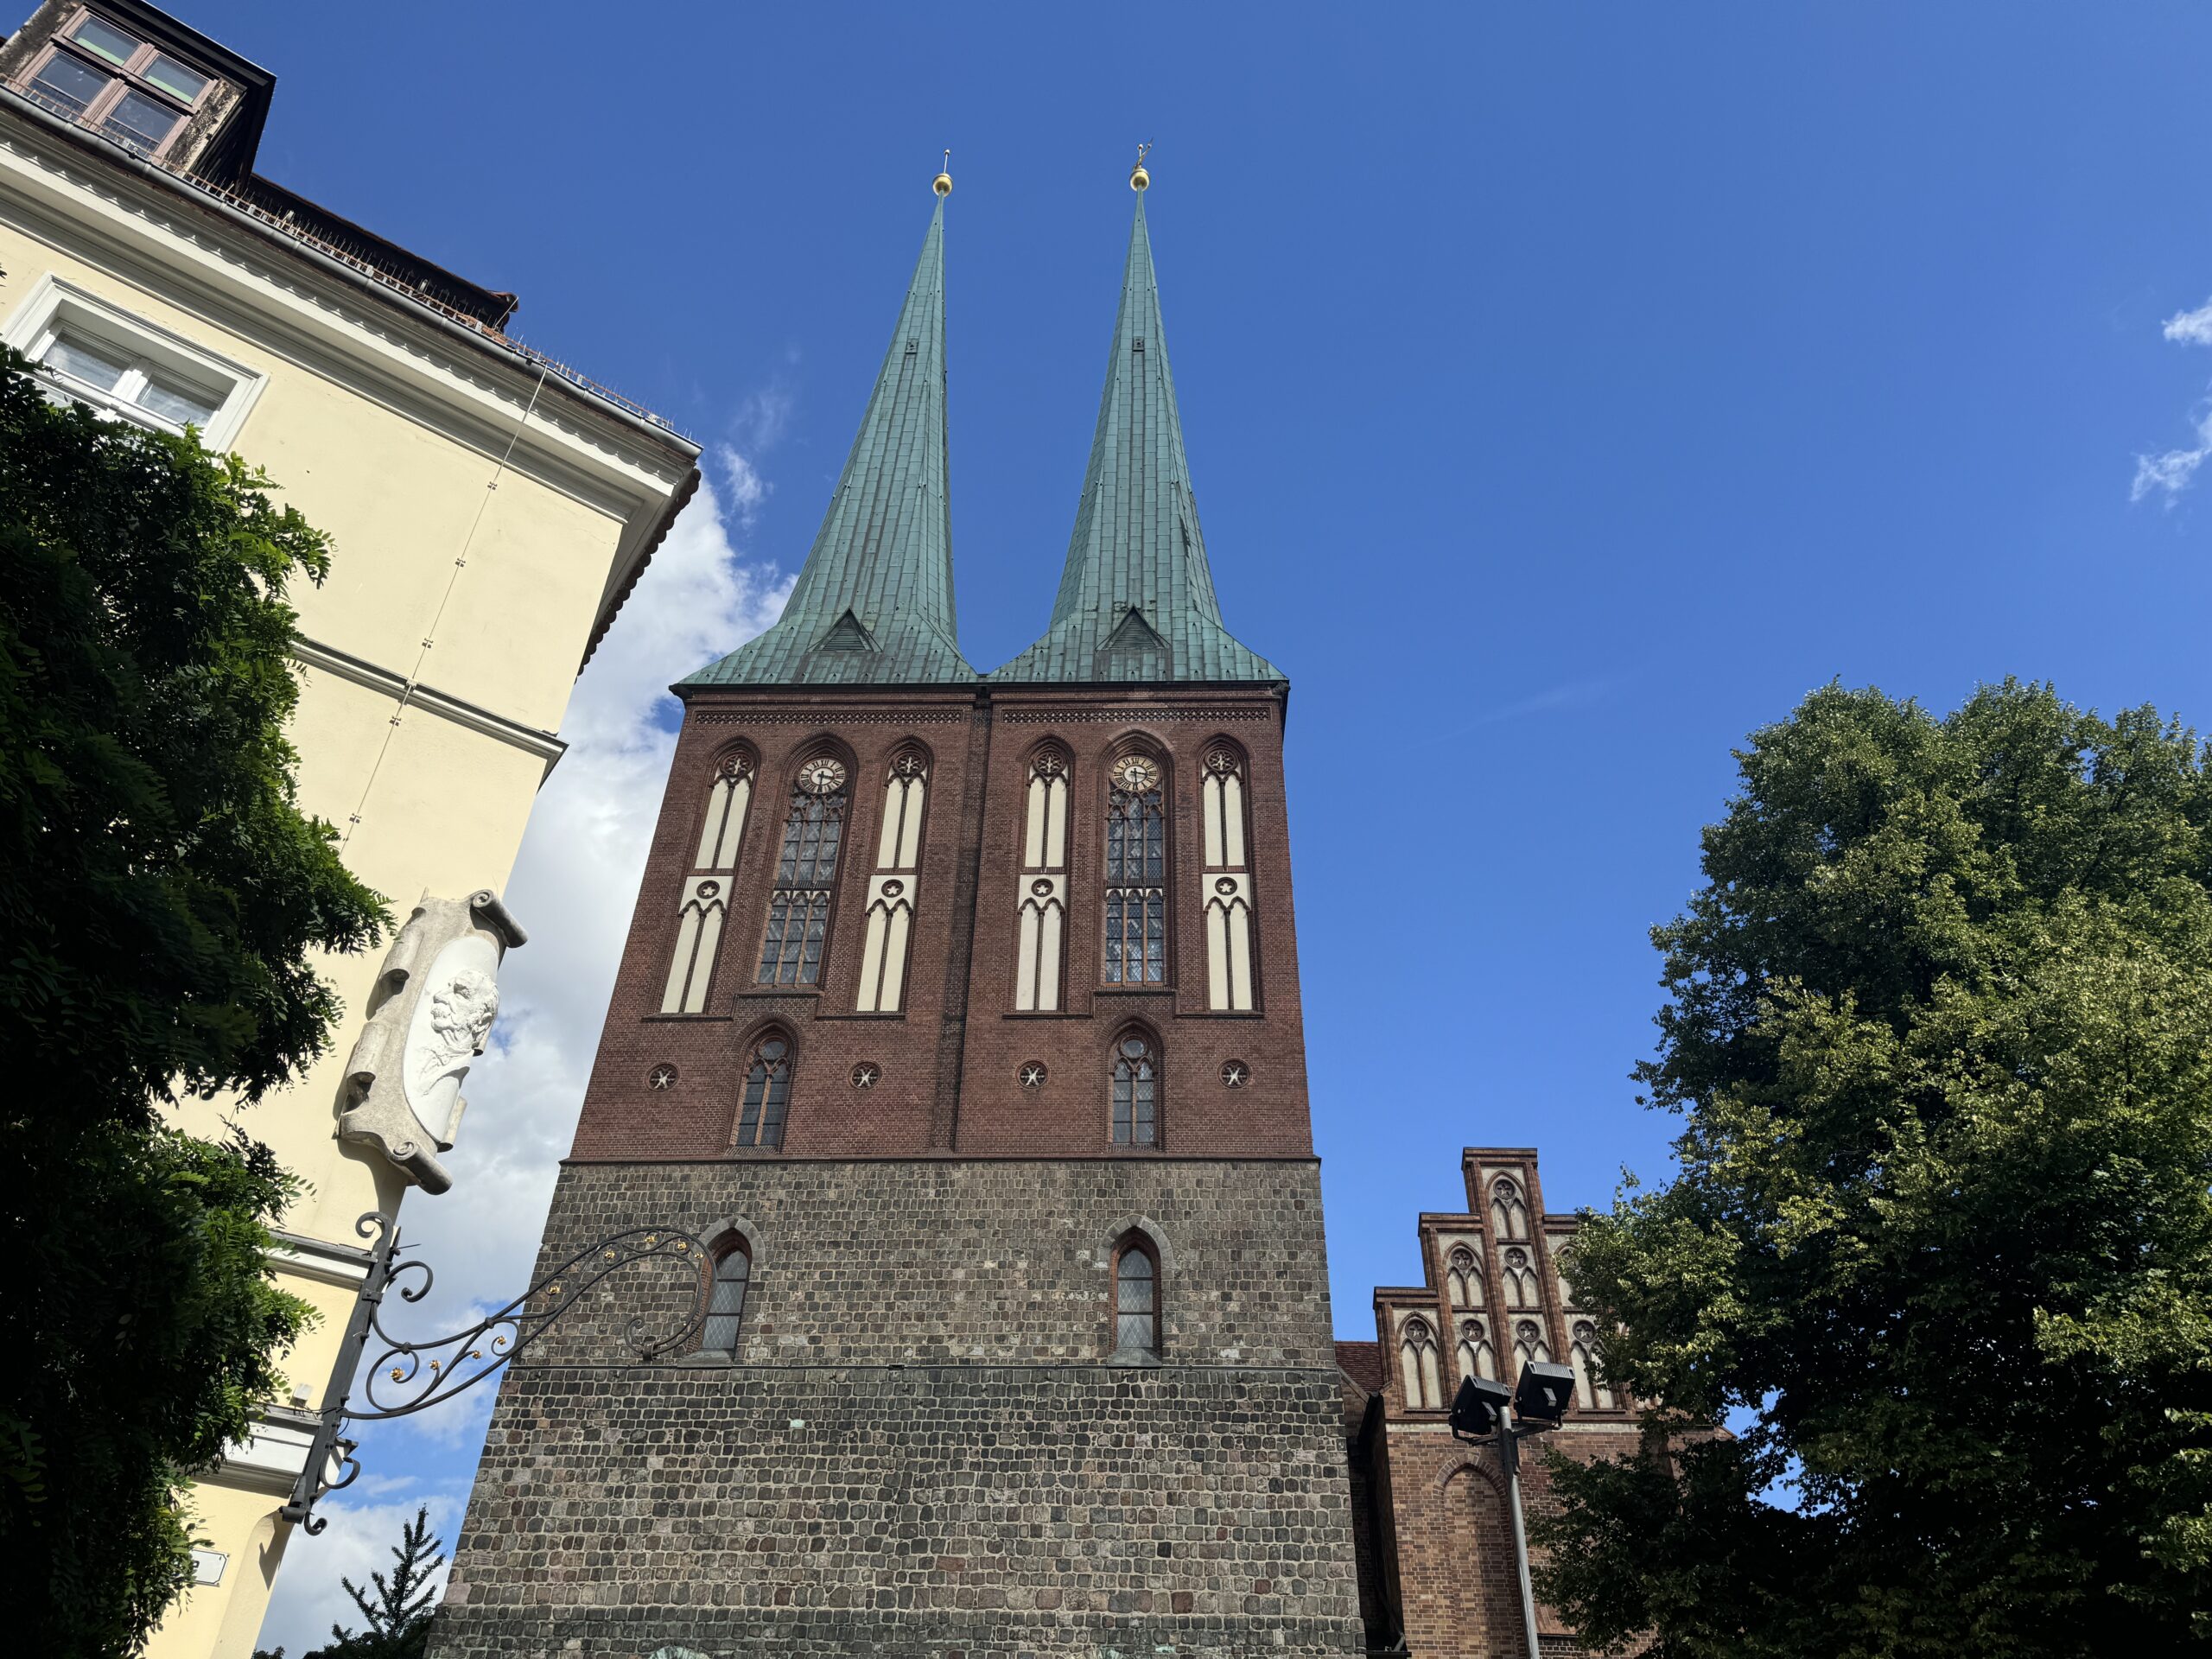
[280,1211,710,1532]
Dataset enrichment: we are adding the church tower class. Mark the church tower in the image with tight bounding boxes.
[434,172,1363,1658]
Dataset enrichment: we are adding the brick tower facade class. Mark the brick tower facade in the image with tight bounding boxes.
[431,179,1366,1657]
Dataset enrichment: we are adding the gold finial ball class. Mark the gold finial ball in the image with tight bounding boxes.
[1130,162,1150,192]
[933,170,953,196]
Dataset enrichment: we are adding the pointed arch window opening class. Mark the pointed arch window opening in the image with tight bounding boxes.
[1200,746,1255,1011]
[702,1240,752,1355]
[1104,760,1166,985]
[1446,1245,1484,1309]
[758,762,849,988]
[734,1035,791,1149]
[661,753,753,1014]
[1456,1318,1497,1384]
[1503,1247,1540,1309]
[1513,1319,1551,1369]
[1114,1234,1160,1358]
[1399,1316,1443,1410]
[1571,1319,1616,1410]
[1014,749,1071,1012]
[855,753,928,1013]
[1111,1032,1160,1147]
[1491,1176,1531,1241]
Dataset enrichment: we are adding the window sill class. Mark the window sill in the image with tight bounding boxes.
[1093,985,1175,997]
[734,986,822,999]
[642,1012,733,1022]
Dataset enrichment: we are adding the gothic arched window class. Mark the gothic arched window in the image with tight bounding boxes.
[1399,1316,1443,1409]
[1491,1176,1530,1241]
[702,1240,751,1355]
[1199,746,1255,1010]
[1114,1233,1160,1357]
[1110,1032,1160,1147]
[1014,748,1071,1011]
[1571,1319,1615,1410]
[1513,1319,1550,1368]
[757,756,849,987]
[1503,1247,1539,1309]
[734,1033,791,1149]
[855,751,928,1013]
[1456,1317,1497,1382]
[1446,1245,1484,1308]
[1103,753,1166,984]
[661,752,754,1013]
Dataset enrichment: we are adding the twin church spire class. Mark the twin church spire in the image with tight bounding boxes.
[684,175,1278,690]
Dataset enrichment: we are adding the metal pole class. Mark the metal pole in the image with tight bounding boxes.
[281,1213,398,1529]
[1496,1403,1542,1659]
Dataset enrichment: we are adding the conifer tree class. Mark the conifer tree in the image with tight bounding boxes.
[304,1506,447,1659]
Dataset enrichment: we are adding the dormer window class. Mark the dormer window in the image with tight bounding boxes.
[19,9,214,160]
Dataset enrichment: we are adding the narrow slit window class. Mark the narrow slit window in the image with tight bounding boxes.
[1115,1238,1159,1357]
[734,1035,791,1149]
[702,1243,751,1354]
[1110,1033,1159,1147]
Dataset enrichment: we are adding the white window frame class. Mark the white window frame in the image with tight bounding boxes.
[3,274,265,449]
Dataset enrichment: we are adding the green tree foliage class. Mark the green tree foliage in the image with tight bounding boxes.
[264,1505,445,1659]
[0,344,387,1654]
[1538,682,2212,1656]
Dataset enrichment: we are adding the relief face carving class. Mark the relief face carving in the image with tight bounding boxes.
[338,890,525,1193]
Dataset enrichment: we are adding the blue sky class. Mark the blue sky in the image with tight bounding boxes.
[210,3,2212,1644]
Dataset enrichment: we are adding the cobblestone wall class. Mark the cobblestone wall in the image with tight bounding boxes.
[522,1157,1336,1369]
[431,1157,1362,1656]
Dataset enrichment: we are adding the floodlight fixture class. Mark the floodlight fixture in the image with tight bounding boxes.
[1450,1375,1512,1440]
[1513,1361,1576,1426]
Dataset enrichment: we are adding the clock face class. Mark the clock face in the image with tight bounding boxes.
[1113,755,1161,793]
[798,757,847,796]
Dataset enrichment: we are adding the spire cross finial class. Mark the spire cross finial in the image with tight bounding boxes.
[934,149,953,196]
[1130,142,1153,191]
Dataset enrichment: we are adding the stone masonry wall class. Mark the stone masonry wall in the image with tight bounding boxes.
[433,1363,1363,1658]
[524,1157,1336,1369]
[431,1156,1362,1656]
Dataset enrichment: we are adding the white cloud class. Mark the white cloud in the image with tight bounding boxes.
[2133,295,2212,502]
[2162,298,2212,347]
[256,467,790,1655]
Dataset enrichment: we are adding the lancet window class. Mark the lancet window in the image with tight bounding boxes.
[1503,1247,1540,1309]
[1103,753,1166,984]
[757,756,849,987]
[1491,1176,1531,1241]
[734,1033,791,1149]
[1456,1317,1497,1382]
[1446,1244,1484,1307]
[1399,1316,1443,1409]
[702,1240,752,1355]
[855,750,928,1013]
[1199,746,1255,1010]
[1571,1319,1615,1410]
[661,751,753,1013]
[1114,1233,1160,1357]
[1110,1032,1160,1147]
[1513,1319,1550,1368]
[1014,747,1071,1011]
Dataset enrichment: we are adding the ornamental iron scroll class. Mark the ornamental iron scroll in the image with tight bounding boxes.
[281,1211,711,1535]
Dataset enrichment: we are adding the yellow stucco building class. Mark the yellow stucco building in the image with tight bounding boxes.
[0,3,701,1652]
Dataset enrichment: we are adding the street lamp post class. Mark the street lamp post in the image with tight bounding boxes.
[1450,1362,1578,1659]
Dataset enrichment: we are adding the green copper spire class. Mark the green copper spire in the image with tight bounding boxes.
[990,188,1280,684]
[683,196,974,689]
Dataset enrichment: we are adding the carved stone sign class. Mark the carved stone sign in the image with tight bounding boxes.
[339,890,525,1193]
